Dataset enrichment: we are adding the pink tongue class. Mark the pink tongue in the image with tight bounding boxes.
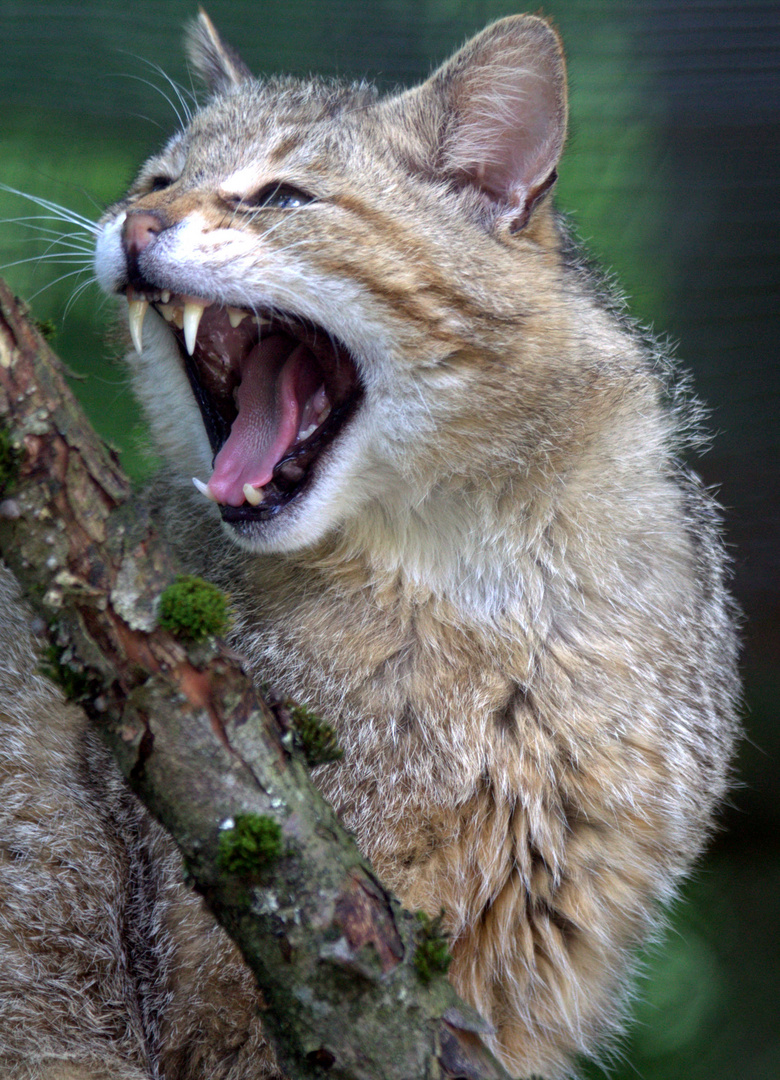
[206,335,318,507]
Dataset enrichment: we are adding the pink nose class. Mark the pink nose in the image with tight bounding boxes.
[122,211,166,258]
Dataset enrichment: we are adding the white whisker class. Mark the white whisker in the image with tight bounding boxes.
[107,73,187,131]
[0,253,93,271]
[0,185,98,233]
[25,267,94,302]
[63,276,98,317]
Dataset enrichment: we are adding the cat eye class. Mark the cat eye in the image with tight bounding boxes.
[237,182,315,210]
[148,176,174,193]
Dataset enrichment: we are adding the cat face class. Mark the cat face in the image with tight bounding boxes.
[94,13,566,554]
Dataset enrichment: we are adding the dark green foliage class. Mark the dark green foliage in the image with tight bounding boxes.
[290,703,343,766]
[413,910,451,985]
[158,574,229,642]
[218,813,283,876]
[0,428,19,495]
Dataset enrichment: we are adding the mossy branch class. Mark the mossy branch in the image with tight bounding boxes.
[0,278,511,1080]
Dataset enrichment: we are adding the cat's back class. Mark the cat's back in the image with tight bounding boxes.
[0,563,276,1080]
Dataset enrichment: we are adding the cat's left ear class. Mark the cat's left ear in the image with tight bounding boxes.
[186,9,251,93]
[424,15,567,231]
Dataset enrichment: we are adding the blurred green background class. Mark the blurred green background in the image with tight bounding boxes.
[1,1,778,1076]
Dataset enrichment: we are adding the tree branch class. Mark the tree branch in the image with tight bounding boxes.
[0,278,511,1080]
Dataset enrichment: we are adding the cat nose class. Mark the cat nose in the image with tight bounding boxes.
[122,210,168,258]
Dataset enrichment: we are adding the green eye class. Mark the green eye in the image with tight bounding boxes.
[246,182,314,209]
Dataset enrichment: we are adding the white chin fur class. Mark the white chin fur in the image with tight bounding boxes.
[93,212,127,295]
[128,312,214,482]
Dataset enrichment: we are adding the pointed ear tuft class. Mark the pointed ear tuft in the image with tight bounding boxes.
[432,15,567,229]
[186,9,251,93]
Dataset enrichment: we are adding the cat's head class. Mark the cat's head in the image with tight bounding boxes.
[94,11,568,555]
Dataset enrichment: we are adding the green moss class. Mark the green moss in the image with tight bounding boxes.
[218,813,283,876]
[290,703,343,767]
[0,427,19,496]
[413,911,452,985]
[40,643,96,703]
[158,574,229,642]
[34,317,57,342]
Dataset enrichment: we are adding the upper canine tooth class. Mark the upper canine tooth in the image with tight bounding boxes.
[128,298,149,354]
[227,307,248,329]
[192,477,218,503]
[183,301,206,355]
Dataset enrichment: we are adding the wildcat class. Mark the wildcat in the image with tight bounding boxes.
[0,11,739,1079]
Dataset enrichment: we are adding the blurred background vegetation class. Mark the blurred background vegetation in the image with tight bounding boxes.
[1,1,778,1076]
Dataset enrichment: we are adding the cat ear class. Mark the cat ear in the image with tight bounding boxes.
[429,15,567,229]
[186,9,251,93]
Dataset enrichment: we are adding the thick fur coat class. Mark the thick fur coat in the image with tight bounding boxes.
[0,13,739,1079]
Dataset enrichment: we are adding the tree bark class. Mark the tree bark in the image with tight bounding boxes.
[0,277,511,1080]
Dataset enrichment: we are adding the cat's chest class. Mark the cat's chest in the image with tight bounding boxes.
[234,559,527,758]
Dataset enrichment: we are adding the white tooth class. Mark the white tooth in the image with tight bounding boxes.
[192,477,218,502]
[128,298,148,354]
[227,307,248,329]
[161,290,171,304]
[183,301,206,355]
[159,303,184,329]
[243,483,265,506]
[298,422,318,442]
[312,385,328,413]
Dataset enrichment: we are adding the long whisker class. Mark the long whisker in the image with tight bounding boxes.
[105,73,187,130]
[0,186,98,233]
[25,267,95,302]
[3,232,94,254]
[137,57,198,119]
[0,253,94,271]
[63,275,98,318]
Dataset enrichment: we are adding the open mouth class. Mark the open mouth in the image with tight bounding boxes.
[126,289,362,523]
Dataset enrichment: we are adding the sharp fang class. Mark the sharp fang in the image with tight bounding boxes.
[228,307,248,329]
[243,483,265,506]
[128,298,149,354]
[192,477,218,503]
[183,301,206,355]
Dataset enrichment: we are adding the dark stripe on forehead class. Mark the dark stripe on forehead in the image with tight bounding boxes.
[267,135,302,165]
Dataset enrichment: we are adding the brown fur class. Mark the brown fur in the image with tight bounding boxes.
[0,13,739,1079]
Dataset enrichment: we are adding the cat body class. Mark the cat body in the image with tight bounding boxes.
[0,13,739,1079]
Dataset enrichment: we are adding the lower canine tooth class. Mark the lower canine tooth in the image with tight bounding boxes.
[183,301,206,355]
[243,483,265,506]
[128,298,148,354]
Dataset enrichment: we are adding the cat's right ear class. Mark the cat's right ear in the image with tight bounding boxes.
[186,9,251,93]
[413,15,568,232]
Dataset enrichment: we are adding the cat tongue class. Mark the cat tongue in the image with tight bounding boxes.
[206,334,319,506]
